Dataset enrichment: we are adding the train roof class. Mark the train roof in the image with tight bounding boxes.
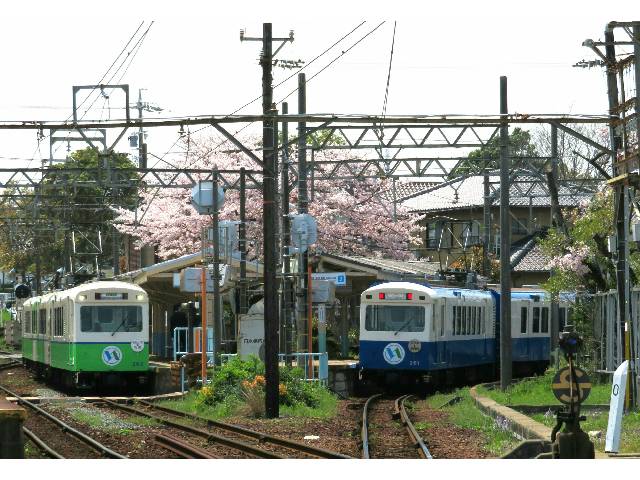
[23,280,145,305]
[431,286,493,300]
[363,282,437,296]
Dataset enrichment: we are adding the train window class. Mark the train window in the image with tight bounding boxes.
[31,311,37,334]
[462,307,467,335]
[481,306,486,334]
[520,307,528,334]
[532,307,540,333]
[39,309,46,334]
[440,304,445,337]
[54,307,64,337]
[24,311,31,333]
[432,305,436,334]
[364,305,425,332]
[454,307,461,335]
[541,307,549,333]
[80,306,143,333]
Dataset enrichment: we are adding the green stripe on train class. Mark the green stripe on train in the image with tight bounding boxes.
[22,339,148,372]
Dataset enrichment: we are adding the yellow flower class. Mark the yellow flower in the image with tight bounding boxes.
[278,383,287,396]
[254,375,266,386]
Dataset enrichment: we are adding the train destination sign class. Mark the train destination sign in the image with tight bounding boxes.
[552,367,591,405]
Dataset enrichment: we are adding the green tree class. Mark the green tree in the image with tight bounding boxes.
[0,148,139,278]
[453,127,539,177]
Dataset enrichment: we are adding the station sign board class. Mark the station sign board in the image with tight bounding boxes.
[311,272,347,286]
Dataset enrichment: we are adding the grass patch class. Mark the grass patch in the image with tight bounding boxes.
[530,409,640,455]
[126,415,161,428]
[161,356,338,420]
[426,388,520,457]
[477,369,611,406]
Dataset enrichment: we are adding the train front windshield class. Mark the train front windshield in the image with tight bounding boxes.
[80,305,143,333]
[364,305,425,332]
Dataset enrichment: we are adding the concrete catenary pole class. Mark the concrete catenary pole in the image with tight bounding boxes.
[296,73,309,353]
[549,124,560,362]
[281,102,294,361]
[483,174,491,276]
[212,167,222,363]
[239,168,248,315]
[499,76,512,390]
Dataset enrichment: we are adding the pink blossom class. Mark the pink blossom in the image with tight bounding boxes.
[114,135,418,260]
[546,243,591,276]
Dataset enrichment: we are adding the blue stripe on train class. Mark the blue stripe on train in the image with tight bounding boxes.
[360,337,548,371]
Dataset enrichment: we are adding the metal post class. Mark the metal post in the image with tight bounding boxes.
[239,168,248,315]
[549,124,560,363]
[483,175,491,276]
[499,76,512,390]
[200,266,207,384]
[296,72,309,353]
[281,102,293,363]
[261,23,279,418]
[212,168,222,363]
[137,89,146,169]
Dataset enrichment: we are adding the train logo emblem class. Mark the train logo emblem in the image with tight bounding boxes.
[102,346,123,366]
[408,339,421,353]
[383,343,405,365]
[130,341,144,353]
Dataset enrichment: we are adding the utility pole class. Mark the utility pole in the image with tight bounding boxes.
[241,22,293,418]
[296,72,309,353]
[212,167,222,363]
[548,124,560,364]
[281,102,294,361]
[499,76,512,390]
[239,168,248,315]
[483,174,491,276]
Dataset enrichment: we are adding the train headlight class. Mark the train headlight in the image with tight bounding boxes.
[78,294,87,301]
[136,294,145,301]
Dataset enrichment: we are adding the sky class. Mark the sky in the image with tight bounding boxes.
[0,0,638,171]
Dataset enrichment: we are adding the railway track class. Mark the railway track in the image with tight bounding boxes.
[361,394,432,459]
[0,384,126,459]
[100,398,352,459]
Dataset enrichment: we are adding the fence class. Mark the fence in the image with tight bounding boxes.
[589,289,640,373]
[173,327,215,365]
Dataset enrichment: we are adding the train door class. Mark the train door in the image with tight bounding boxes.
[435,300,446,365]
[513,300,530,359]
[45,303,52,365]
[67,300,75,367]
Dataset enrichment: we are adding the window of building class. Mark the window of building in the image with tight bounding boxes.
[426,223,438,248]
[462,222,481,247]
[512,218,529,235]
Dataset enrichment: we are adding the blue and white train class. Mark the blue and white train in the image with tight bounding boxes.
[358,282,573,386]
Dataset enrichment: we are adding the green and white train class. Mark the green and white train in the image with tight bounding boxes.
[20,281,150,389]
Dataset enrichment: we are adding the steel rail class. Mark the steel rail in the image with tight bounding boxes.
[0,384,126,459]
[154,433,219,459]
[23,427,65,459]
[361,393,381,459]
[100,399,284,459]
[137,399,351,459]
[395,395,433,459]
[0,361,21,371]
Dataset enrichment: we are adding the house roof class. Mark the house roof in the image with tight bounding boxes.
[404,172,595,214]
[379,181,438,202]
[509,232,551,272]
[320,253,440,278]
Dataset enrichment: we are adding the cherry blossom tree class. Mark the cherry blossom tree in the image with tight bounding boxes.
[114,135,418,261]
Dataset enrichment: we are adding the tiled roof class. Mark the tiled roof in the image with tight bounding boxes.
[404,172,595,213]
[509,232,550,272]
[322,253,440,275]
[379,181,438,202]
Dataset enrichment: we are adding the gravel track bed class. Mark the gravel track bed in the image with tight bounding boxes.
[366,397,420,459]
[40,401,177,459]
[409,400,489,458]
[23,408,102,459]
[224,399,363,458]
[0,366,59,397]
[94,403,254,459]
